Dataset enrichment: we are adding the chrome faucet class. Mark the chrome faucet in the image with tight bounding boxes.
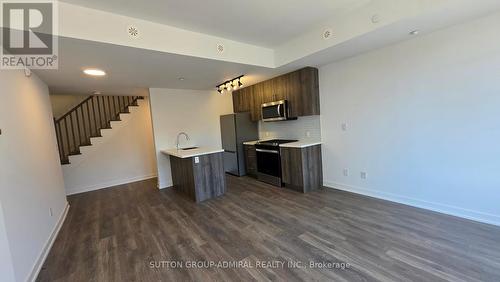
[176,132,190,150]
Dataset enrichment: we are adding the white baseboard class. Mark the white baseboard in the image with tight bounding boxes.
[158,181,173,190]
[324,180,500,227]
[66,174,157,195]
[27,202,70,282]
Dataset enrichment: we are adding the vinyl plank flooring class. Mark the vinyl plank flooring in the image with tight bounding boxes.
[37,176,500,282]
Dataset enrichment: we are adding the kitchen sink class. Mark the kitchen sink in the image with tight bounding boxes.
[181,147,199,150]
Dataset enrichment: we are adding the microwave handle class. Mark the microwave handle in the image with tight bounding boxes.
[277,104,282,116]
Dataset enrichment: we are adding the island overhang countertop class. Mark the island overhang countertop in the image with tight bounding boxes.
[161,147,224,159]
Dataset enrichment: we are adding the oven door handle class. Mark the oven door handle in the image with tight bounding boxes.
[256,148,279,154]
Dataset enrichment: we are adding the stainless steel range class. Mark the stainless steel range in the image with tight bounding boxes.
[255,139,297,186]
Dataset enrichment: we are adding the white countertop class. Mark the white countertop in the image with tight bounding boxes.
[279,141,322,148]
[161,147,224,159]
[243,140,260,145]
[243,140,322,148]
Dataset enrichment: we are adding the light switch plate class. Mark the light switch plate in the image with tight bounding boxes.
[194,157,200,164]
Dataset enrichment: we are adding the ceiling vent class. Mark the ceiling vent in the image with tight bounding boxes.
[217,44,225,53]
[322,29,333,40]
[127,25,139,38]
[371,14,381,24]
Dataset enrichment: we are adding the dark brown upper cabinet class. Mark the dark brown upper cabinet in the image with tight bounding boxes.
[232,85,252,113]
[250,83,264,121]
[231,67,319,121]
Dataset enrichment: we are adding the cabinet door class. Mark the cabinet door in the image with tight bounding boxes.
[232,90,243,112]
[272,75,287,102]
[232,88,251,113]
[261,79,275,104]
[244,145,257,178]
[299,67,320,116]
[285,70,302,117]
[251,84,263,121]
[280,147,304,190]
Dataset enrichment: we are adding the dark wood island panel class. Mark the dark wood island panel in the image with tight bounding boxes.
[281,144,323,193]
[170,152,226,202]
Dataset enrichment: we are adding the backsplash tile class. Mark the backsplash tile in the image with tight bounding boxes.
[258,115,321,141]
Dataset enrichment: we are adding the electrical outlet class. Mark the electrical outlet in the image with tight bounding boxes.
[305,131,311,138]
[343,168,349,177]
[341,122,348,131]
[194,157,200,164]
[265,132,270,137]
[360,172,367,180]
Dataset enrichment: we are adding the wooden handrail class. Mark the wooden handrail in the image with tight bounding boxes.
[55,95,94,123]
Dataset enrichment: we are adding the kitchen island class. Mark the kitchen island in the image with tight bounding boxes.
[161,147,226,202]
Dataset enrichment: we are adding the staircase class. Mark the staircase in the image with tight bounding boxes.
[54,95,144,164]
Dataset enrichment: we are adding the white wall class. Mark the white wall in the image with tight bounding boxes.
[62,98,157,195]
[0,202,15,282]
[0,70,68,281]
[320,12,500,226]
[149,89,233,188]
[258,115,321,141]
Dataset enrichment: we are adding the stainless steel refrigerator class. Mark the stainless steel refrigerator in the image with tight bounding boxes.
[220,112,258,176]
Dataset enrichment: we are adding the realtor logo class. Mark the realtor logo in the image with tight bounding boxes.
[1,0,58,69]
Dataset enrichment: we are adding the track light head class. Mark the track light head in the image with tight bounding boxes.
[216,75,244,94]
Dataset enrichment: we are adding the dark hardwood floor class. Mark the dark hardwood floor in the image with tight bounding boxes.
[37,175,500,281]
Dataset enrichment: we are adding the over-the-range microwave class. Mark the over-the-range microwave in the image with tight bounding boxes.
[261,100,295,122]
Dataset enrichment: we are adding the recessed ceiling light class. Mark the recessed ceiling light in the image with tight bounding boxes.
[92,90,102,95]
[409,30,420,36]
[83,68,106,76]
[178,77,185,81]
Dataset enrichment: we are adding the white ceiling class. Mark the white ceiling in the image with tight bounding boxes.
[34,0,500,96]
[59,0,370,48]
[35,37,288,95]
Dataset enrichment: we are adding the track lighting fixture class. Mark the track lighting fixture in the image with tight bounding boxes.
[216,75,244,94]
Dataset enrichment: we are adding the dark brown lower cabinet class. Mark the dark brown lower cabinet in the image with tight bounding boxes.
[280,145,323,193]
[170,152,226,202]
[243,144,257,178]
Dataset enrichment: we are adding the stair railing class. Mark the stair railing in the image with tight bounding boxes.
[54,95,143,164]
